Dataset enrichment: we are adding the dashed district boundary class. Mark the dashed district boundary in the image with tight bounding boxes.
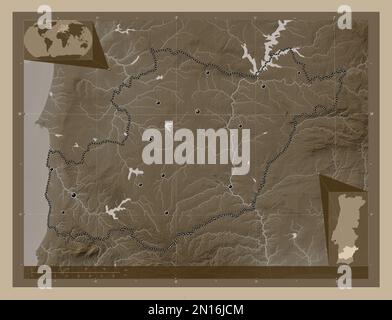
[44,46,347,252]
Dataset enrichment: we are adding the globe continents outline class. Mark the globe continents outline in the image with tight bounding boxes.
[24,20,93,59]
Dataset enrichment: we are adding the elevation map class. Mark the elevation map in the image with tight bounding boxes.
[13,12,379,287]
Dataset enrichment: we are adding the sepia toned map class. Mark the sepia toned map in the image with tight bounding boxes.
[14,12,379,287]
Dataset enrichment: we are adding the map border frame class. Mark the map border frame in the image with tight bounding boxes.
[12,11,380,287]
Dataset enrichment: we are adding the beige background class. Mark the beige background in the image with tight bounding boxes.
[1,0,390,299]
